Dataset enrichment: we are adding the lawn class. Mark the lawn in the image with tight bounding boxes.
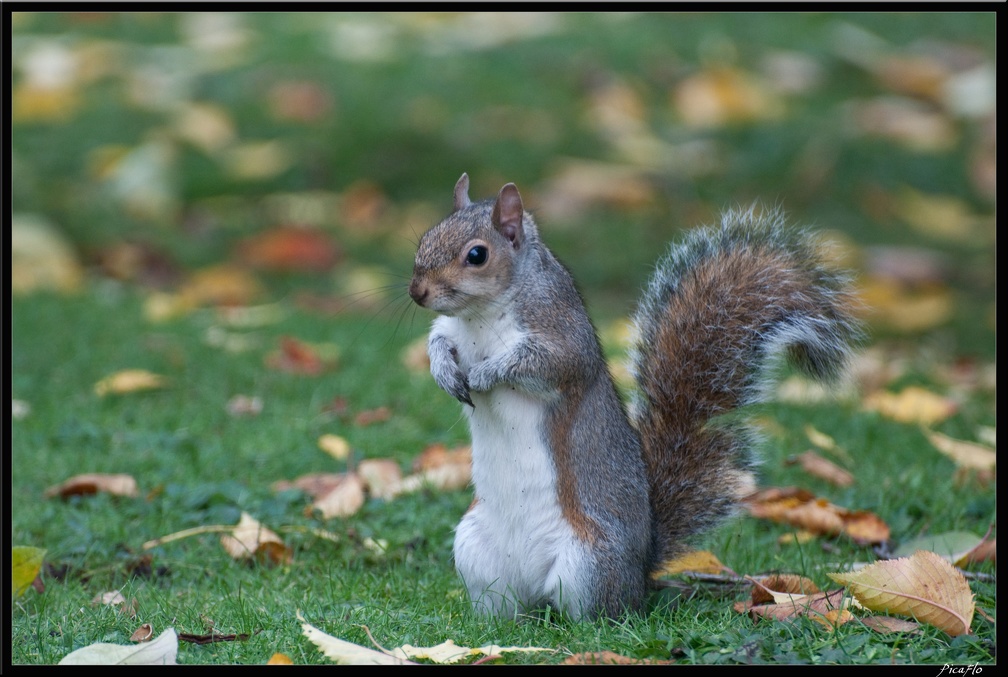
[10,11,996,665]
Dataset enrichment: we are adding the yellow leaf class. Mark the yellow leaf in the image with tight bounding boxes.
[863,386,957,425]
[828,550,975,636]
[12,546,46,598]
[267,653,294,664]
[94,370,167,397]
[923,429,996,471]
[654,550,726,577]
[673,66,785,128]
[357,459,403,500]
[389,639,553,665]
[317,434,350,461]
[11,214,84,295]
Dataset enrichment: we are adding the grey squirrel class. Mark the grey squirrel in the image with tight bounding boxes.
[408,173,861,621]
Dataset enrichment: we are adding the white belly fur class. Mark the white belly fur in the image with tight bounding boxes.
[434,314,592,618]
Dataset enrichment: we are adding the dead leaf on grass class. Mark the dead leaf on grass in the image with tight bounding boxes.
[785,451,855,487]
[828,550,975,636]
[219,512,292,565]
[58,627,178,665]
[12,546,46,598]
[654,550,727,578]
[44,473,139,499]
[317,434,350,460]
[750,574,820,604]
[354,406,391,427]
[225,394,262,417]
[309,473,365,519]
[862,386,958,425]
[94,370,168,397]
[563,651,672,665]
[743,487,890,544]
[357,459,403,500]
[923,429,996,472]
[130,623,154,642]
[265,336,338,375]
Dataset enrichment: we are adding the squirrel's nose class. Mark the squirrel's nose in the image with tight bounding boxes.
[409,279,428,306]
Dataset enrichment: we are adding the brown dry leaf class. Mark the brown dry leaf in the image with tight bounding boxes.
[747,588,848,625]
[863,386,958,425]
[828,550,975,636]
[272,472,347,498]
[743,487,890,544]
[94,369,168,397]
[92,591,138,618]
[265,336,338,376]
[354,406,391,427]
[44,473,139,499]
[235,225,340,273]
[959,538,995,566]
[310,473,366,520]
[130,623,154,642]
[751,574,820,605]
[412,443,472,473]
[357,459,403,501]
[810,608,856,630]
[654,550,727,578]
[673,66,785,128]
[396,462,472,495]
[860,615,921,635]
[537,160,656,222]
[182,264,264,307]
[922,429,996,472]
[317,434,350,461]
[219,512,292,566]
[563,651,672,665]
[785,451,855,487]
[340,180,389,231]
[778,530,817,546]
[267,80,333,123]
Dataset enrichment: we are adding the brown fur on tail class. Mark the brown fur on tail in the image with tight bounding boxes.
[629,207,862,566]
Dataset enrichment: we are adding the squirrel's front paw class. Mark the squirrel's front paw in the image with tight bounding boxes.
[466,361,500,394]
[430,357,472,406]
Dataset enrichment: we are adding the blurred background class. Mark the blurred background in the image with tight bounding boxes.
[10,11,996,360]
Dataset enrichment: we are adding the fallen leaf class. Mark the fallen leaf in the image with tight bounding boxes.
[743,487,889,544]
[354,406,391,427]
[298,612,413,665]
[848,96,957,152]
[923,429,996,472]
[44,473,139,499]
[267,79,334,123]
[317,434,350,460]
[673,66,785,128]
[401,336,430,373]
[959,538,995,566]
[396,462,472,495]
[893,186,988,242]
[563,651,672,665]
[267,653,294,664]
[747,588,849,625]
[860,615,921,635]
[310,473,366,519]
[389,639,554,664]
[12,546,46,598]
[893,531,989,565]
[92,591,137,617]
[412,444,471,473]
[226,394,263,417]
[785,451,855,487]
[219,512,292,565]
[272,473,347,498]
[58,627,178,665]
[11,214,84,294]
[235,225,340,272]
[654,550,727,578]
[857,278,954,333]
[130,624,154,642]
[172,101,236,154]
[93,369,168,397]
[750,574,820,605]
[223,140,293,181]
[357,459,403,500]
[863,386,958,425]
[265,336,338,375]
[828,550,975,636]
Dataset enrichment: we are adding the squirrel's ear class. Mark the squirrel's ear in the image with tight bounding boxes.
[492,183,524,248]
[453,173,471,211]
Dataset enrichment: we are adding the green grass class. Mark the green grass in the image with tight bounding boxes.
[10,10,996,665]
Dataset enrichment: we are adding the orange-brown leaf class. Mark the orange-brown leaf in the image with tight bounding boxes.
[219,512,292,566]
[44,473,139,499]
[786,451,855,487]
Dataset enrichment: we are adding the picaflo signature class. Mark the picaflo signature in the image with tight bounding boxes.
[937,664,984,676]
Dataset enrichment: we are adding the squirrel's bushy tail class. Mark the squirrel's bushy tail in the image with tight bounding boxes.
[629,206,862,566]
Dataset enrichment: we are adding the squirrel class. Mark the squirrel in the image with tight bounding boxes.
[408,173,862,621]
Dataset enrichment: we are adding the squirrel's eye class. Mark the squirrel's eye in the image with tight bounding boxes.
[466,246,488,266]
